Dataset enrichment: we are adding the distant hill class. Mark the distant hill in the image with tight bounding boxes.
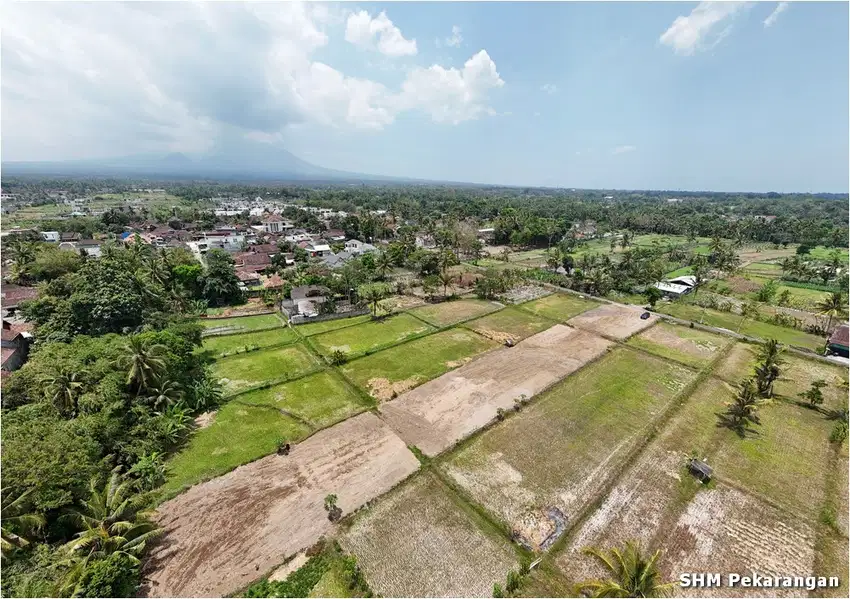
[1,140,409,182]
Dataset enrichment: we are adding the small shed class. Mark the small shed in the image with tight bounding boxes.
[688,459,713,483]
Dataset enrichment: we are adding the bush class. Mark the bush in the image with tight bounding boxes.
[76,553,140,598]
[330,349,348,365]
[493,583,504,598]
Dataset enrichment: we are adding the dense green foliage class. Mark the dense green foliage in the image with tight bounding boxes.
[1,242,223,597]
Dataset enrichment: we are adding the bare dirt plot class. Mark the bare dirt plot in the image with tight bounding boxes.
[409,298,502,327]
[340,471,519,598]
[567,303,658,340]
[558,482,818,597]
[501,284,551,304]
[465,306,556,344]
[440,348,696,551]
[379,325,614,457]
[142,413,419,598]
[664,486,818,597]
[628,321,732,369]
[518,292,599,322]
[556,446,699,585]
[737,246,797,264]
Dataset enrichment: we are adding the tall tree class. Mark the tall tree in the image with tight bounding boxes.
[1,488,46,560]
[116,336,167,395]
[816,292,847,334]
[754,339,784,398]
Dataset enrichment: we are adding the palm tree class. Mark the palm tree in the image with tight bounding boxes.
[375,251,393,280]
[42,370,87,418]
[575,540,674,598]
[717,378,762,437]
[60,468,161,595]
[816,292,847,335]
[439,271,454,298]
[116,336,167,394]
[754,339,784,398]
[145,379,184,410]
[1,489,46,560]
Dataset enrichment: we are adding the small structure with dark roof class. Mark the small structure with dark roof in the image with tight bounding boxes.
[687,458,713,484]
[827,324,849,358]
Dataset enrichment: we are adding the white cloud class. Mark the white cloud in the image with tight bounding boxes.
[345,10,417,57]
[396,50,504,124]
[1,2,505,160]
[764,2,789,28]
[612,145,636,155]
[442,25,463,48]
[541,83,557,95]
[659,2,748,55]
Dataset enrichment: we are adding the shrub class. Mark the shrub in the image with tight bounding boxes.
[330,349,348,365]
[493,583,504,598]
[76,553,140,598]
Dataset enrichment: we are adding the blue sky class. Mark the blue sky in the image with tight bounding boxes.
[2,1,848,192]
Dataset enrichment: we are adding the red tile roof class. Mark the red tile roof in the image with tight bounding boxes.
[262,213,284,223]
[829,324,849,347]
[1,285,38,305]
[235,252,272,267]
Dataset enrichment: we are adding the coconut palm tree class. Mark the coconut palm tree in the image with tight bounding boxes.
[575,540,674,598]
[816,292,847,335]
[375,251,393,280]
[59,468,161,595]
[717,378,762,437]
[1,489,46,560]
[62,468,161,559]
[145,379,184,410]
[754,339,784,398]
[41,370,87,418]
[115,336,167,394]
[439,271,455,298]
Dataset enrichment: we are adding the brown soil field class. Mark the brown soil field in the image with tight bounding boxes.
[141,413,419,597]
[664,485,817,597]
[378,325,614,457]
[737,246,797,264]
[559,480,818,598]
[340,472,519,597]
[567,303,658,340]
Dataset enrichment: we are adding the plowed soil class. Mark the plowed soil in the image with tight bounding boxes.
[378,325,614,457]
[142,413,419,597]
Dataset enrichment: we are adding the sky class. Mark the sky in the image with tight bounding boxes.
[1,1,848,192]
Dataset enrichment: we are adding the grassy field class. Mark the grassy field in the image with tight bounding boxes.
[645,376,834,516]
[518,292,598,322]
[664,265,694,278]
[441,347,696,549]
[809,246,850,262]
[714,344,848,410]
[655,301,826,351]
[161,399,310,497]
[199,327,298,357]
[465,305,556,343]
[293,315,372,336]
[627,322,732,369]
[161,371,368,496]
[340,328,499,400]
[408,298,502,327]
[213,343,319,394]
[340,471,519,598]
[201,313,283,335]
[309,313,434,358]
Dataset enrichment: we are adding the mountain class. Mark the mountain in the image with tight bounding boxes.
[1,141,407,182]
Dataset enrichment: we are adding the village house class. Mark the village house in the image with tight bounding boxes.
[322,229,347,242]
[262,213,295,234]
[305,242,331,257]
[0,285,38,314]
[653,275,698,299]
[344,239,377,254]
[827,324,849,358]
[1,319,33,372]
[41,231,60,243]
